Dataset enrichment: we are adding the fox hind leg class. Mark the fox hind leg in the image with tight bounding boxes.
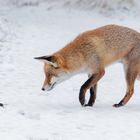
[113,64,138,107]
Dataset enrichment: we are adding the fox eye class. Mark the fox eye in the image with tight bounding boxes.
[54,67,59,69]
[47,73,56,78]
[51,64,59,69]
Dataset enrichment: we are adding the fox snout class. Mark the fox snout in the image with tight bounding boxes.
[41,82,57,91]
[41,86,52,91]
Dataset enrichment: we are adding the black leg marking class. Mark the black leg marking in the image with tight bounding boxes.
[79,70,104,106]
[85,84,97,107]
[79,75,95,106]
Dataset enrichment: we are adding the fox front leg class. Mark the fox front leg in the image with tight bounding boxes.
[84,84,97,106]
[79,70,105,106]
[86,74,98,106]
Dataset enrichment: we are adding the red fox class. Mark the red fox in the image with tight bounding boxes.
[35,24,140,107]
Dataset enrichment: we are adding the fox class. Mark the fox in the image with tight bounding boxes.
[35,24,140,107]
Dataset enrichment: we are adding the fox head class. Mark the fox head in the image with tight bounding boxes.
[34,55,68,91]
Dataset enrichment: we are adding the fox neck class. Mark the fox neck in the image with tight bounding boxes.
[59,66,87,82]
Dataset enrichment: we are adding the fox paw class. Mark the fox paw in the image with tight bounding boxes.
[113,103,123,108]
[79,95,86,106]
[113,100,124,108]
[84,103,93,107]
[79,98,85,106]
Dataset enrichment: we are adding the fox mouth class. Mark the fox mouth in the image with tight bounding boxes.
[47,82,56,91]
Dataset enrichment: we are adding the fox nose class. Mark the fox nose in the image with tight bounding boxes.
[41,88,45,91]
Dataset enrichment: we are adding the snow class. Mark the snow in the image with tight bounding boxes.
[1,1,140,140]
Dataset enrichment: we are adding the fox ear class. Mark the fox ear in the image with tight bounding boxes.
[34,56,58,67]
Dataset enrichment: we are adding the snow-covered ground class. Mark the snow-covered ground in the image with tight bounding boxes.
[1,1,140,140]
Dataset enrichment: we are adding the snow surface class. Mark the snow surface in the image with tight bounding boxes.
[1,1,140,140]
